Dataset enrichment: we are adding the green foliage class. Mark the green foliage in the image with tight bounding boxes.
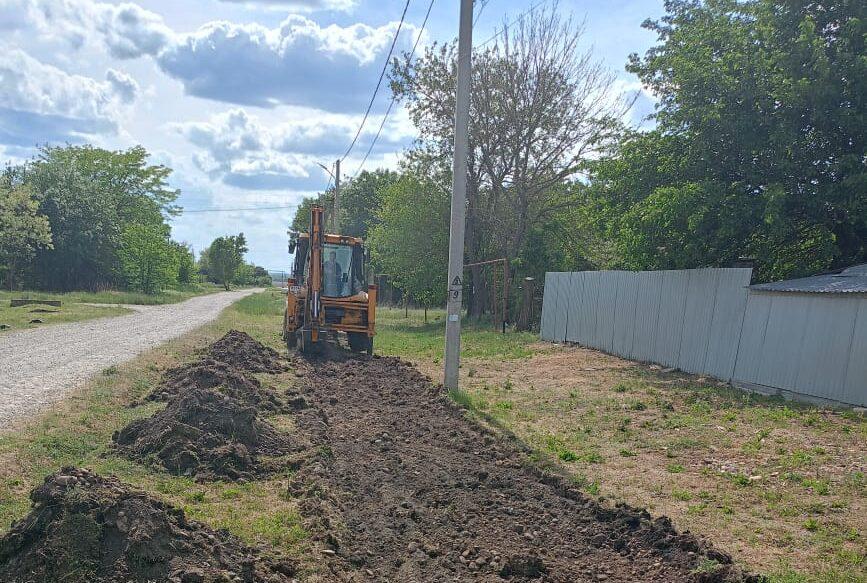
[118,225,178,294]
[207,234,248,290]
[174,243,196,285]
[368,176,449,308]
[0,180,52,290]
[587,0,867,281]
[5,144,180,291]
[338,169,399,238]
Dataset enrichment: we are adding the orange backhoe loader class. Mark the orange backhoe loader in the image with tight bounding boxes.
[283,205,376,354]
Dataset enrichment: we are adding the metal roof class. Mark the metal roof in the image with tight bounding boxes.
[750,264,867,294]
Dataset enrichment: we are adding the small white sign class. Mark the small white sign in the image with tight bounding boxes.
[448,314,459,322]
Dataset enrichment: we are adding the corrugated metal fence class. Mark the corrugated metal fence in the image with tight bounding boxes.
[540,268,867,407]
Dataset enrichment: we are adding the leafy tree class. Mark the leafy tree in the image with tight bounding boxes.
[391,6,627,314]
[118,224,178,294]
[368,176,449,319]
[588,0,867,281]
[338,169,399,238]
[0,182,52,290]
[16,144,180,290]
[173,242,196,285]
[207,233,248,290]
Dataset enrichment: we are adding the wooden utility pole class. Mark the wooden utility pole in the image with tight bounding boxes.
[443,0,473,390]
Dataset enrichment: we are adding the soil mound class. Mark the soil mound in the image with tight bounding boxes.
[146,358,291,413]
[114,388,300,481]
[289,353,762,582]
[206,330,287,373]
[0,467,295,583]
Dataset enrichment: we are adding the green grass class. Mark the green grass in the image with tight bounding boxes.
[374,307,539,361]
[0,284,224,333]
[0,291,310,567]
[0,283,222,307]
[0,298,130,332]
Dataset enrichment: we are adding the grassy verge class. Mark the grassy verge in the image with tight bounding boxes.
[0,289,311,567]
[0,284,225,333]
[379,308,866,583]
[374,307,540,362]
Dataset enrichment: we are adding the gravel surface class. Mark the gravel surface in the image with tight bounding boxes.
[0,289,259,429]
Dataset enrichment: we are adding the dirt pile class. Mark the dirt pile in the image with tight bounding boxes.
[0,467,296,583]
[289,354,762,582]
[145,358,293,413]
[115,388,302,481]
[206,330,287,373]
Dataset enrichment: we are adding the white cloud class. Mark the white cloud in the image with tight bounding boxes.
[172,107,413,189]
[157,15,419,111]
[0,49,138,144]
[0,0,172,58]
[95,2,174,59]
[105,69,139,103]
[2,0,423,111]
[217,0,357,12]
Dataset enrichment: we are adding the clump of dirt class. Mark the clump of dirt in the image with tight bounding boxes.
[114,388,303,481]
[206,330,287,373]
[289,353,762,582]
[145,358,295,413]
[0,467,296,583]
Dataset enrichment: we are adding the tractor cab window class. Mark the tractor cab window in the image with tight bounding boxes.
[323,244,362,297]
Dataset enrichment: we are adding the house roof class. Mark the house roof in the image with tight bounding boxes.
[750,264,867,294]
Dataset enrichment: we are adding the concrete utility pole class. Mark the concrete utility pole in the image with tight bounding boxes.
[443,0,473,390]
[333,159,341,233]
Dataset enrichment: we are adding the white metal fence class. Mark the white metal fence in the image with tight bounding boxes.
[540,268,867,407]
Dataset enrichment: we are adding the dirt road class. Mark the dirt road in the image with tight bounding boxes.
[0,289,259,429]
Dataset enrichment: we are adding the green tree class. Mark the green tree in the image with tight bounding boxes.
[338,169,399,238]
[173,242,196,285]
[207,233,248,290]
[391,7,626,314]
[18,144,180,290]
[118,224,178,294]
[368,176,449,319]
[588,0,867,281]
[0,182,52,290]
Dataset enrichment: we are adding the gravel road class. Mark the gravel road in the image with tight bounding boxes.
[0,289,260,429]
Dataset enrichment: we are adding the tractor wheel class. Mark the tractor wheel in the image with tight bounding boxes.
[348,332,373,355]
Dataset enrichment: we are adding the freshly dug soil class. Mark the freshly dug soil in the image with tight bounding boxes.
[290,354,761,582]
[114,388,302,481]
[206,330,287,374]
[145,358,298,413]
[0,467,296,583]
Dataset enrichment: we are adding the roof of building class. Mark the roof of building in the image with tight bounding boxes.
[750,264,867,294]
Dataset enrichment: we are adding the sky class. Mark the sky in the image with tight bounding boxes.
[0,0,664,270]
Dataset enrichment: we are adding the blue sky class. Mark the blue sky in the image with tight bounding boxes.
[0,0,664,269]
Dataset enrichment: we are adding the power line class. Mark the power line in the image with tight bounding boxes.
[341,0,412,162]
[180,204,300,213]
[353,0,436,178]
[473,0,489,26]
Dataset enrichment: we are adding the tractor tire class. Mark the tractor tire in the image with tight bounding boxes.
[348,332,373,355]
